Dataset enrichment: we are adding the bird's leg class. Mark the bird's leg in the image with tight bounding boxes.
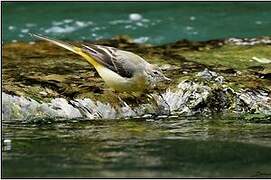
[117,94,129,107]
[112,91,144,106]
[130,91,145,104]
[103,89,130,108]
[146,94,159,108]
[158,92,171,115]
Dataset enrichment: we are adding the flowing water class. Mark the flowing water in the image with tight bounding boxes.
[3,2,271,44]
[3,116,271,177]
[2,2,271,178]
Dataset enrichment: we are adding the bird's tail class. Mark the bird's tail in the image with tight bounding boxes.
[29,33,99,67]
[29,33,81,54]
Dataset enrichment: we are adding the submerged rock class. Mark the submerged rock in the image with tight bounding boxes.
[2,36,271,121]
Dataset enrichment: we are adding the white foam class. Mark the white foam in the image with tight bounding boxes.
[52,21,64,26]
[133,37,149,43]
[124,25,136,30]
[186,26,193,31]
[109,20,131,25]
[255,21,263,25]
[129,13,142,21]
[227,37,271,46]
[136,22,144,27]
[45,20,93,34]
[189,16,196,21]
[8,26,15,30]
[75,21,87,27]
[63,19,73,23]
[26,23,37,28]
[21,29,29,33]
[192,31,198,35]
[45,26,76,34]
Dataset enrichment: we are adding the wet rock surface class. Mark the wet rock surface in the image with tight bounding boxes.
[2,36,271,121]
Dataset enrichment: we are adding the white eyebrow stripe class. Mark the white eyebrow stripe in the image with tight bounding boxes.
[107,47,115,55]
[82,44,99,54]
[96,45,115,58]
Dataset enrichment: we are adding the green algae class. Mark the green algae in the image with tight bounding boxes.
[179,44,271,70]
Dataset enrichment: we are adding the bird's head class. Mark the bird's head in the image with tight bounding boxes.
[145,65,171,87]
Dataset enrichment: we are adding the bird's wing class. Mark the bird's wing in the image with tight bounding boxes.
[82,44,146,78]
[30,33,146,78]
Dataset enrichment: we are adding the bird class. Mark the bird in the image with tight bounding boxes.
[30,33,170,95]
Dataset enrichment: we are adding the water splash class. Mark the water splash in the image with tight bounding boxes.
[2,69,271,121]
[227,37,271,45]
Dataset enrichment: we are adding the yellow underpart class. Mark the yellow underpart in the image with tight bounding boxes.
[75,47,103,69]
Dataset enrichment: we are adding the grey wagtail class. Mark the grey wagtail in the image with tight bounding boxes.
[30,33,170,94]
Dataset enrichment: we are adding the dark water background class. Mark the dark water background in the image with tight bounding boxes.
[2,2,271,44]
[3,117,271,177]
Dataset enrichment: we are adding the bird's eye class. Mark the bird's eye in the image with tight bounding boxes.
[153,71,159,75]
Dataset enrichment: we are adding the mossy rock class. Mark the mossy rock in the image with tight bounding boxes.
[2,36,271,118]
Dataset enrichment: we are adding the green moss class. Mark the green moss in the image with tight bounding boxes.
[179,44,271,70]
